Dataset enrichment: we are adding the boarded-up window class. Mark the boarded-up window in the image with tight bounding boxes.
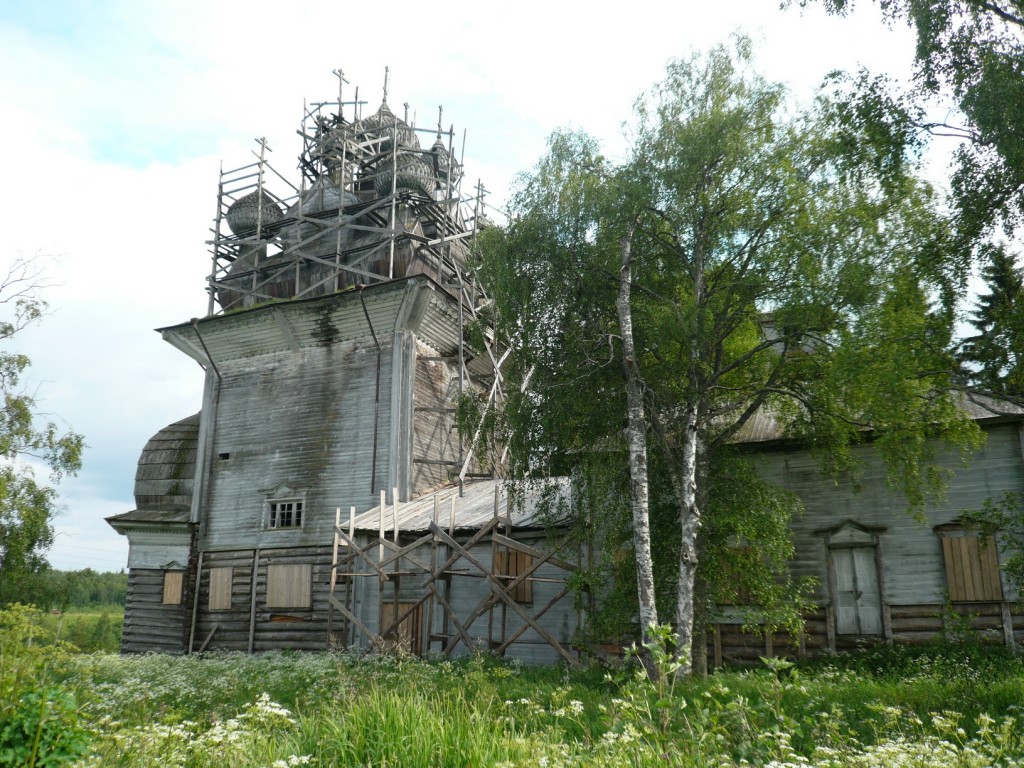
[162,571,184,605]
[209,567,233,611]
[941,532,1003,602]
[494,550,533,603]
[266,564,312,609]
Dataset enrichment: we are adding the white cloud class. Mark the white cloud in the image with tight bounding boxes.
[0,0,930,573]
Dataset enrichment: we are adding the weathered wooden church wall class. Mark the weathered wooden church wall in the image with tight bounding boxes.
[710,419,1024,664]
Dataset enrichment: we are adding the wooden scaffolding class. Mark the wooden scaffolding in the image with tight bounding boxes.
[327,484,582,665]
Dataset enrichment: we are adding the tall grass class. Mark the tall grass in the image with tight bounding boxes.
[2,603,1022,767]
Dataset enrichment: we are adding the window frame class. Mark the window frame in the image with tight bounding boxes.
[266,499,304,530]
[494,549,534,604]
[266,563,313,609]
[208,567,233,611]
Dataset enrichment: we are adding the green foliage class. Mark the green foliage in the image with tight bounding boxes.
[42,609,123,654]
[479,40,978,657]
[3,642,1014,767]
[793,0,1024,243]
[30,570,127,613]
[0,605,89,767]
[0,258,84,606]
[702,453,817,637]
[960,244,1024,398]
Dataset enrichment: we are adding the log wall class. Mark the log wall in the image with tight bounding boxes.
[121,569,189,654]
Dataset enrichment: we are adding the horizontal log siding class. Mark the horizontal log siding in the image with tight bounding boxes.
[121,569,188,654]
[192,546,336,652]
[711,601,1024,664]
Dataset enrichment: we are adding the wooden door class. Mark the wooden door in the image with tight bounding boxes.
[381,602,423,654]
[831,546,882,635]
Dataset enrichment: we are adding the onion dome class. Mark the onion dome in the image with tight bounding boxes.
[431,135,452,187]
[281,177,360,254]
[375,152,436,198]
[356,101,420,153]
[226,190,284,237]
[285,177,360,218]
[133,413,200,511]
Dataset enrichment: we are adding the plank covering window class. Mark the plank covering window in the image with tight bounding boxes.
[208,567,233,611]
[266,564,312,609]
[941,532,1003,602]
[494,550,533,603]
[162,571,184,605]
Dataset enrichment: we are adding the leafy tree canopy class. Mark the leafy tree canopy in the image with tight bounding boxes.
[478,39,981,671]
[790,0,1024,242]
[0,257,84,606]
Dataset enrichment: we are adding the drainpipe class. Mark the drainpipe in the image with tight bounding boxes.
[359,287,382,495]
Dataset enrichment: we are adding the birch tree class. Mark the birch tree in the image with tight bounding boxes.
[480,40,980,674]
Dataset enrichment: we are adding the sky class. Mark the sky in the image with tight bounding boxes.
[0,0,929,572]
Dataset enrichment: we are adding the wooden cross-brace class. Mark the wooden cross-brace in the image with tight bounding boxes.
[427,522,578,666]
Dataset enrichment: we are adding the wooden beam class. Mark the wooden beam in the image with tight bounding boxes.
[491,533,577,572]
[198,624,219,654]
[495,586,571,654]
[334,525,390,580]
[328,594,385,650]
[271,306,301,352]
[248,549,260,655]
[429,524,577,665]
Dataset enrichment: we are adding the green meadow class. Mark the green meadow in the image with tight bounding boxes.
[2,604,1023,767]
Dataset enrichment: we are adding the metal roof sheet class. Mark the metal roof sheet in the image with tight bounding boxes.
[729,391,1024,446]
[349,477,573,533]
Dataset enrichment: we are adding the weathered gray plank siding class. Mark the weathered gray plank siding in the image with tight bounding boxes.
[192,546,335,652]
[122,569,188,654]
[411,339,461,494]
[759,422,1024,607]
[710,421,1024,663]
[201,338,396,551]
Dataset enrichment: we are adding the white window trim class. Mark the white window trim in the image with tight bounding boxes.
[266,498,304,530]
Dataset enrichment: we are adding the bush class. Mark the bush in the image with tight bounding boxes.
[0,605,89,766]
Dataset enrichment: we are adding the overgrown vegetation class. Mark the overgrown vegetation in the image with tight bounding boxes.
[2,606,1023,766]
[479,39,979,674]
[0,259,84,608]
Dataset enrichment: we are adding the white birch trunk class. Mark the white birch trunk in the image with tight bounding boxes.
[616,219,659,646]
[674,402,701,676]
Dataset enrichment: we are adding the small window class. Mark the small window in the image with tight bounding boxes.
[162,571,184,605]
[940,531,1003,602]
[268,500,303,529]
[209,567,233,610]
[266,563,312,609]
[494,550,533,603]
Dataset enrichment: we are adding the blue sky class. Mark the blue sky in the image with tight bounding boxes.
[0,0,926,571]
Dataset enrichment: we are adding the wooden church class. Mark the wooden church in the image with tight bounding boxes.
[107,74,585,664]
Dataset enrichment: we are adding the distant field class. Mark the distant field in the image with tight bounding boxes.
[39,605,124,653]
